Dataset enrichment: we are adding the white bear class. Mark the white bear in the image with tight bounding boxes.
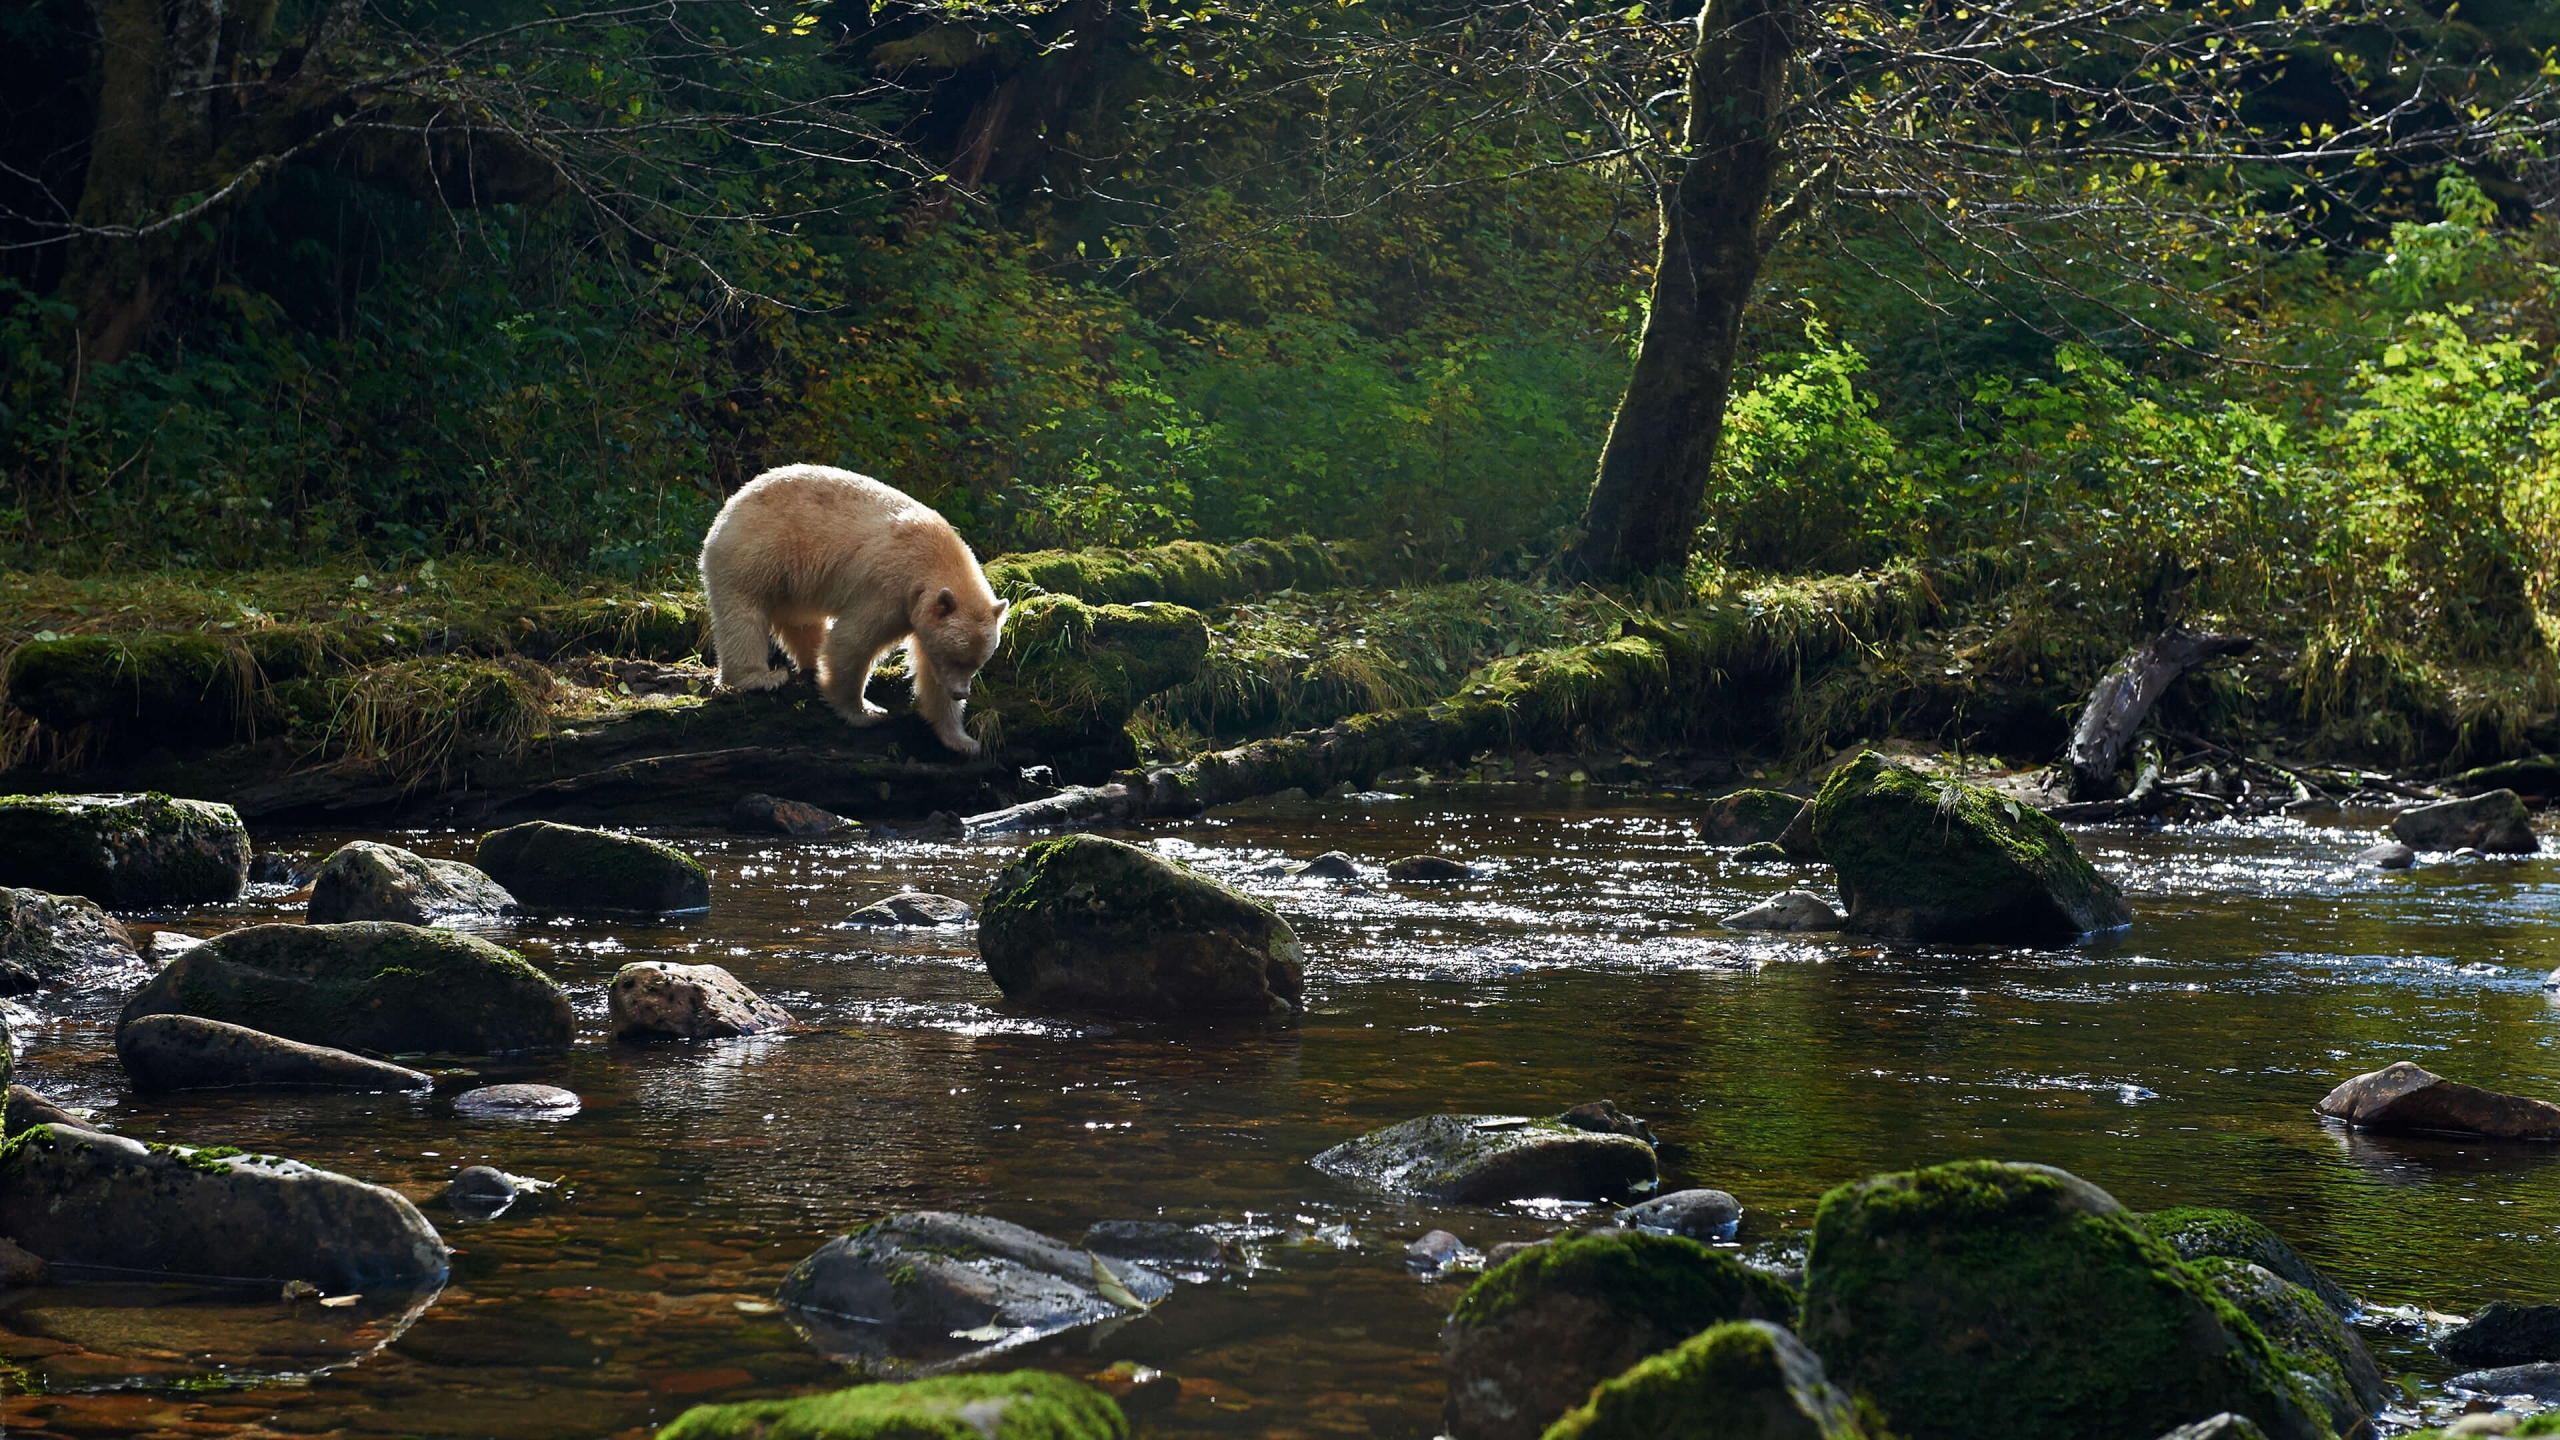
[698,464,1009,755]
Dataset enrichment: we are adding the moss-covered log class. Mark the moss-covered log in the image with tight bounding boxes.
[984,536,1356,609]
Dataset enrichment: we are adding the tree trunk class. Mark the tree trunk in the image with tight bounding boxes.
[2063,626,2256,801]
[1567,0,1799,580]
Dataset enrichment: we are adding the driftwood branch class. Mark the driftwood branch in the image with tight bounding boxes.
[2064,626,2255,801]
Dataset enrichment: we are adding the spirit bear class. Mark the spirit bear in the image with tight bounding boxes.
[699,464,1010,755]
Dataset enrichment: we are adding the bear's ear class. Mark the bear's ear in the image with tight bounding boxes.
[934,587,958,617]
[991,597,1009,619]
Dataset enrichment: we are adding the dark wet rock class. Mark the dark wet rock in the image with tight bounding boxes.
[5,1085,95,1136]
[1387,854,1474,882]
[607,961,791,1041]
[117,1014,433,1094]
[476,821,710,914]
[2441,1303,2560,1368]
[0,793,249,909]
[1777,801,1824,860]
[1733,841,1792,863]
[453,1084,580,1118]
[1441,1229,1798,1440]
[2355,840,2417,869]
[1556,1099,1658,1145]
[0,886,140,993]
[2190,1257,2386,1435]
[0,1236,48,1288]
[778,1211,1172,1375]
[1484,1239,1542,1268]
[2393,789,2538,854]
[1313,1112,1657,1205]
[901,810,966,840]
[2449,1363,2560,1400]
[444,1165,523,1218]
[1081,1219,1226,1270]
[1699,790,1807,847]
[2153,1417,2270,1440]
[1798,1160,2331,1440]
[120,921,573,1055]
[1615,1188,1744,1243]
[845,891,974,927]
[1544,1319,1879,1440]
[247,851,308,887]
[1408,1229,1466,1273]
[729,792,853,837]
[978,834,1303,1018]
[1811,751,2132,943]
[0,1125,448,1291]
[1721,890,1842,932]
[2137,1208,2356,1318]
[1293,850,1361,880]
[659,1370,1128,1440]
[2316,1061,2560,1141]
[306,841,516,926]
[145,928,204,962]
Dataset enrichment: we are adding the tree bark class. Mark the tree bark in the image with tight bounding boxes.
[2064,627,2256,801]
[1567,0,1799,580]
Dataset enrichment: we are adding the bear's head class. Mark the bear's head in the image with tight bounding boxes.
[912,586,1009,700]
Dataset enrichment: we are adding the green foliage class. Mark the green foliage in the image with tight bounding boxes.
[1705,325,1907,572]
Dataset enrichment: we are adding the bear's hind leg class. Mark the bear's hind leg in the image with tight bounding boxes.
[817,618,905,725]
[710,601,790,693]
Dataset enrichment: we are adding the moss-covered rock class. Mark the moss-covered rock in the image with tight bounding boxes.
[973,595,1210,752]
[306,841,517,926]
[4,632,252,753]
[659,1370,1128,1440]
[1808,752,2130,943]
[0,792,250,908]
[118,921,573,1055]
[2187,1257,2385,1437]
[1699,790,1806,847]
[2137,1208,2357,1318]
[1540,1319,1880,1440]
[0,885,140,992]
[1798,1161,2333,1440]
[1441,1230,1799,1440]
[475,821,709,913]
[978,834,1302,1017]
[1312,1112,1658,1204]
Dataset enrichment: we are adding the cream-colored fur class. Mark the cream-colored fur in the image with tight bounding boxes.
[698,464,1009,755]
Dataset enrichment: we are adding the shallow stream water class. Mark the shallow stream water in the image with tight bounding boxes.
[7,787,2559,1438]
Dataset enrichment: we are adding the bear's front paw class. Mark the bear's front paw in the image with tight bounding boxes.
[937,728,982,757]
[724,668,791,693]
[825,694,891,726]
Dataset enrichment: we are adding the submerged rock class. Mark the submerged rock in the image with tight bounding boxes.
[1798,1160,2332,1440]
[978,834,1303,1018]
[444,1165,524,1219]
[0,792,249,908]
[1698,790,1806,847]
[1292,850,1361,880]
[0,886,141,993]
[2189,1256,2385,1435]
[2316,1061,2560,1141]
[778,1211,1172,1375]
[729,792,853,836]
[1387,854,1475,882]
[1543,1319,1878,1440]
[453,1084,580,1118]
[660,1370,1128,1440]
[120,921,573,1056]
[1721,890,1842,932]
[306,841,516,926]
[1081,1219,1227,1270]
[2138,1207,2357,1318]
[1311,1110,1658,1204]
[1733,841,1793,863]
[1440,1229,1798,1440]
[117,1014,433,1093]
[1614,1188,1744,1242]
[0,1125,448,1291]
[844,891,974,927]
[2441,1303,2560,1368]
[607,961,790,1040]
[1810,752,2131,943]
[2392,789,2538,854]
[2354,840,2417,870]
[2448,1363,2560,1401]
[476,821,710,914]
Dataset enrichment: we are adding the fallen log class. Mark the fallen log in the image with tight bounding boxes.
[2064,627,2256,802]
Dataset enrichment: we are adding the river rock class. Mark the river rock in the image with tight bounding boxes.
[306,841,517,926]
[247,850,308,887]
[146,928,204,961]
[1293,850,1361,880]
[445,1165,523,1219]
[453,1083,580,1118]
[1721,890,1842,932]
[729,793,853,837]
[2137,1207,2356,1317]
[2316,1061,2560,1140]
[978,834,1303,1017]
[120,921,573,1055]
[1615,1188,1744,1242]
[845,891,974,926]
[1543,1319,1877,1440]
[1810,751,2132,943]
[607,961,791,1040]
[2393,789,2538,854]
[778,1211,1172,1374]
[2154,1419,2269,1440]
[1777,800,1824,860]
[0,1236,48,1288]
[5,1085,95,1135]
[2441,1303,2560,1367]
[1798,1160,2331,1440]
[1441,1229,1798,1440]
[2189,1257,2385,1435]
[1311,1109,1658,1204]
[660,1371,1128,1440]
[2449,1363,2560,1400]
[118,1014,434,1093]
[1733,841,1793,863]
[1407,1229,1467,1274]
[1388,854,1474,882]
[0,886,141,993]
[0,792,249,908]
[476,821,710,914]
[0,1125,448,1291]
[2355,840,2417,869]
[1699,790,1806,847]
[1081,1219,1227,1270]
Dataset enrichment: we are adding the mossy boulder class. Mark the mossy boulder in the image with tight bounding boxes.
[0,886,141,992]
[475,821,709,914]
[1441,1230,1798,1440]
[1312,1111,1658,1204]
[0,1125,449,1291]
[4,632,252,754]
[660,1370,1127,1440]
[1809,752,2130,943]
[0,792,249,909]
[973,595,1211,750]
[119,921,573,1055]
[978,834,1303,1017]
[307,841,516,926]
[1798,1161,2333,1440]
[1699,790,1806,847]
[1541,1319,1880,1440]
[2188,1257,2385,1437]
[2138,1208,2356,1318]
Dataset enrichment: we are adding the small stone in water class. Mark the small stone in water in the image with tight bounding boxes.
[728,793,852,837]
[1386,854,1473,883]
[2448,1364,2560,1402]
[844,891,974,926]
[281,1279,320,1303]
[2355,841,2416,870]
[1405,1229,1465,1273]
[453,1083,580,1119]
[1292,851,1361,880]
[0,1237,47,1288]
[1721,890,1843,932]
[1615,1188,1745,1242]
[445,1165,522,1218]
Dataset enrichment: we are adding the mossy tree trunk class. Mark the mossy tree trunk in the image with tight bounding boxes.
[1567,0,1803,581]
